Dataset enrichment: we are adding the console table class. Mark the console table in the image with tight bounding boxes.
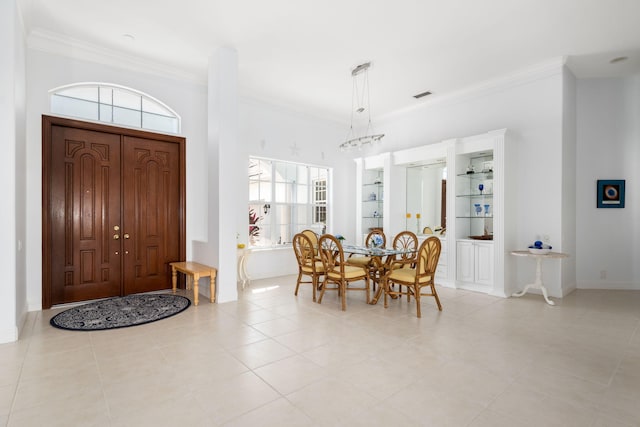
[237,248,251,290]
[510,251,568,305]
[169,261,217,306]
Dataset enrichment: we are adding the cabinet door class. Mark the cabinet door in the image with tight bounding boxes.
[475,243,494,285]
[436,241,447,280]
[456,241,474,283]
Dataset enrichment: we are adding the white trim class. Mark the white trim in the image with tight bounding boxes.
[27,29,205,84]
[380,58,566,121]
[0,326,18,344]
[577,281,639,290]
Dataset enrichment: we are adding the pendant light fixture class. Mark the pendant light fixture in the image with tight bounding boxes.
[339,62,384,151]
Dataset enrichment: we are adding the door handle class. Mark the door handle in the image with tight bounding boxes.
[124,233,130,239]
[113,234,120,240]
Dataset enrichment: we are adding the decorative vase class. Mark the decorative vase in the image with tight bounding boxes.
[484,204,490,216]
[474,203,482,216]
[370,234,384,249]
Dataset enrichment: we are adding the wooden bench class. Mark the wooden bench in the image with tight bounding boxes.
[169,261,217,306]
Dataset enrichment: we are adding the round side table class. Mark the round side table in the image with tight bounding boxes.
[510,250,569,305]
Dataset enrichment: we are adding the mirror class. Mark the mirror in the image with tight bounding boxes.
[406,161,447,234]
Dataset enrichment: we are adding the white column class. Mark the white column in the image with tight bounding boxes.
[197,47,240,303]
[0,0,18,343]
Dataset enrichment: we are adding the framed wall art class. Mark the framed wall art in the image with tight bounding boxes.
[597,179,625,208]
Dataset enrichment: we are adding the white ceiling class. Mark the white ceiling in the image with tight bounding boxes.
[18,0,640,123]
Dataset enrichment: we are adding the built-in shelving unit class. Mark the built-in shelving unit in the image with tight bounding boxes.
[362,169,384,231]
[362,129,513,298]
[355,154,391,246]
[455,156,494,237]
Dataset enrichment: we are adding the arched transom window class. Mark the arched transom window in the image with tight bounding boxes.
[49,83,181,134]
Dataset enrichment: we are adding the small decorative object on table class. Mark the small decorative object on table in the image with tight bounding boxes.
[528,240,552,255]
[335,234,345,242]
[370,234,384,248]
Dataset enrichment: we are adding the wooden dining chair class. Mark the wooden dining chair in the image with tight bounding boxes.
[388,231,418,270]
[383,231,419,300]
[292,233,324,302]
[301,229,320,259]
[383,236,442,317]
[317,234,370,311]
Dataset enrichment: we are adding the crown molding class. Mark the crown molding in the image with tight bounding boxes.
[380,57,567,121]
[27,29,207,85]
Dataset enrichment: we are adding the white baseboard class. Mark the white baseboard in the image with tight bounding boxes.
[0,326,18,344]
[562,282,577,296]
[28,301,42,312]
[577,281,639,290]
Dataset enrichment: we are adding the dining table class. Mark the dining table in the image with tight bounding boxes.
[341,244,417,305]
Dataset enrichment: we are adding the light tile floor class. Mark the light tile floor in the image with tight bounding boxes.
[1,276,639,426]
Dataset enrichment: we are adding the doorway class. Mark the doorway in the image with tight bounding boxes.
[42,115,186,308]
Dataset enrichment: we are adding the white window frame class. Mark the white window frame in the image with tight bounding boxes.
[49,82,181,134]
[249,157,331,248]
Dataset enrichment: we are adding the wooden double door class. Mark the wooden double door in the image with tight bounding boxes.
[42,116,185,308]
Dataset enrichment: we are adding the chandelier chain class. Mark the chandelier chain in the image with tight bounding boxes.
[340,61,384,151]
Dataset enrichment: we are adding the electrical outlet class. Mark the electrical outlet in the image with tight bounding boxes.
[600,270,607,280]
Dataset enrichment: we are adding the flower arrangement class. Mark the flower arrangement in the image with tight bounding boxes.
[249,208,262,245]
[371,234,384,248]
[335,234,345,241]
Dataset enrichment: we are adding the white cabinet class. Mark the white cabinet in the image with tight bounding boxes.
[418,235,448,282]
[474,242,494,285]
[456,240,493,289]
[456,241,475,283]
[436,238,448,280]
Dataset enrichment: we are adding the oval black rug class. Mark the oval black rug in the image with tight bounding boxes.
[50,294,191,331]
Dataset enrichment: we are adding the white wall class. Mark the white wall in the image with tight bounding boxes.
[17,37,635,323]
[25,49,209,310]
[576,75,640,289]
[238,98,347,279]
[375,64,567,297]
[561,67,577,294]
[0,0,25,343]
[24,45,350,301]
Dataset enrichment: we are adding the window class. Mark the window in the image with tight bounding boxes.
[49,83,180,134]
[249,157,330,248]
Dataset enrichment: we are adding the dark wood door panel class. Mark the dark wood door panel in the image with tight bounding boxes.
[42,115,186,309]
[122,136,181,294]
[49,125,122,305]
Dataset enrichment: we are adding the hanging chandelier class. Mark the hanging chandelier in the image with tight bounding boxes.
[339,62,385,151]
